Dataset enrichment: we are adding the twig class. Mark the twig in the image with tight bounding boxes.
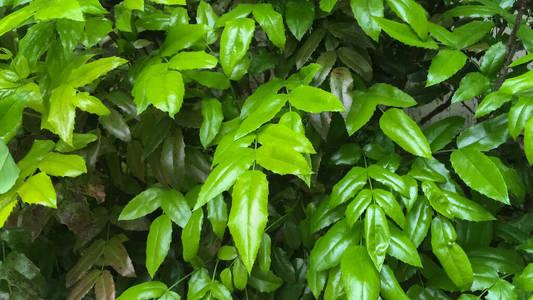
[495,0,527,90]
[420,100,450,125]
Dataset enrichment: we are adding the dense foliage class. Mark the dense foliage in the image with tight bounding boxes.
[0,0,532,299]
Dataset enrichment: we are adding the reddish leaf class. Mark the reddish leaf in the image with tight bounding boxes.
[95,270,115,300]
[104,236,136,278]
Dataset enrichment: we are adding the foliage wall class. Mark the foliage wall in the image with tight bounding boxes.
[0,0,532,299]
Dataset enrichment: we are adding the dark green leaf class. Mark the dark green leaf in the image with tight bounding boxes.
[146,214,172,277]
[285,0,314,41]
[182,209,203,262]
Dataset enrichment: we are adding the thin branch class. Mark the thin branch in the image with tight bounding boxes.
[495,0,527,90]
[420,99,450,125]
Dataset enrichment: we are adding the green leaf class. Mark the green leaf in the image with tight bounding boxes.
[99,108,131,142]
[235,94,287,139]
[160,24,208,57]
[220,18,255,80]
[307,268,327,299]
[500,69,533,95]
[0,6,36,38]
[68,57,127,88]
[168,51,218,70]
[341,245,380,300]
[456,114,509,151]
[207,194,228,239]
[452,72,490,103]
[253,4,285,49]
[240,78,285,118]
[160,189,190,228]
[182,209,203,262]
[47,85,77,145]
[183,70,230,90]
[379,108,432,158]
[310,199,344,233]
[431,216,473,290]
[73,92,110,116]
[451,20,494,49]
[345,91,377,135]
[200,98,223,148]
[480,42,506,75]
[508,97,533,139]
[329,167,367,208]
[320,0,338,12]
[510,52,533,67]
[82,16,112,47]
[256,145,311,175]
[426,49,467,86]
[486,279,517,300]
[116,281,167,300]
[0,92,26,143]
[336,47,373,82]
[124,0,143,10]
[450,148,509,204]
[285,0,314,41]
[34,0,84,21]
[248,269,283,293]
[373,189,405,228]
[160,291,181,300]
[423,116,464,152]
[195,149,254,209]
[38,153,87,177]
[345,189,372,228]
[380,266,410,300]
[475,92,512,118]
[146,214,172,277]
[119,187,164,221]
[257,233,271,272]
[228,171,268,273]
[514,263,533,291]
[197,1,218,43]
[423,180,495,221]
[385,0,428,39]
[525,117,533,165]
[152,0,185,4]
[310,219,358,271]
[405,197,432,247]
[350,0,383,41]
[367,164,407,196]
[489,156,526,202]
[55,133,97,153]
[146,67,185,118]
[367,83,417,108]
[374,17,438,49]
[408,158,446,182]
[218,246,237,261]
[0,141,19,194]
[365,204,390,270]
[289,86,344,113]
[388,223,422,267]
[17,172,56,208]
[214,4,253,28]
[232,260,249,291]
[258,124,315,154]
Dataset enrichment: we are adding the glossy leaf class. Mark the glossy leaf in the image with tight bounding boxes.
[456,114,509,151]
[309,220,357,272]
[200,98,224,148]
[289,85,344,113]
[285,0,314,41]
[380,108,432,158]
[258,124,315,154]
[207,193,228,240]
[431,216,473,290]
[17,172,56,208]
[373,189,405,228]
[47,85,76,144]
[374,17,438,49]
[350,0,383,41]
[385,0,428,39]
[168,51,218,70]
[426,49,467,87]
[0,141,19,194]
[341,245,380,300]
[380,265,410,300]
[330,167,367,208]
[345,189,372,228]
[365,204,390,270]
[119,187,164,221]
[235,94,287,139]
[228,171,268,272]
[182,209,203,262]
[253,4,285,49]
[480,42,506,75]
[423,116,464,152]
[405,197,432,247]
[452,72,490,103]
[388,223,422,267]
[475,92,512,118]
[367,164,408,196]
[68,57,127,88]
[256,145,311,175]
[508,97,533,139]
[450,148,508,204]
[500,69,533,95]
[345,91,377,135]
[195,149,254,209]
[525,117,533,165]
[146,214,172,277]
[220,18,255,80]
[38,153,87,177]
[116,281,167,300]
